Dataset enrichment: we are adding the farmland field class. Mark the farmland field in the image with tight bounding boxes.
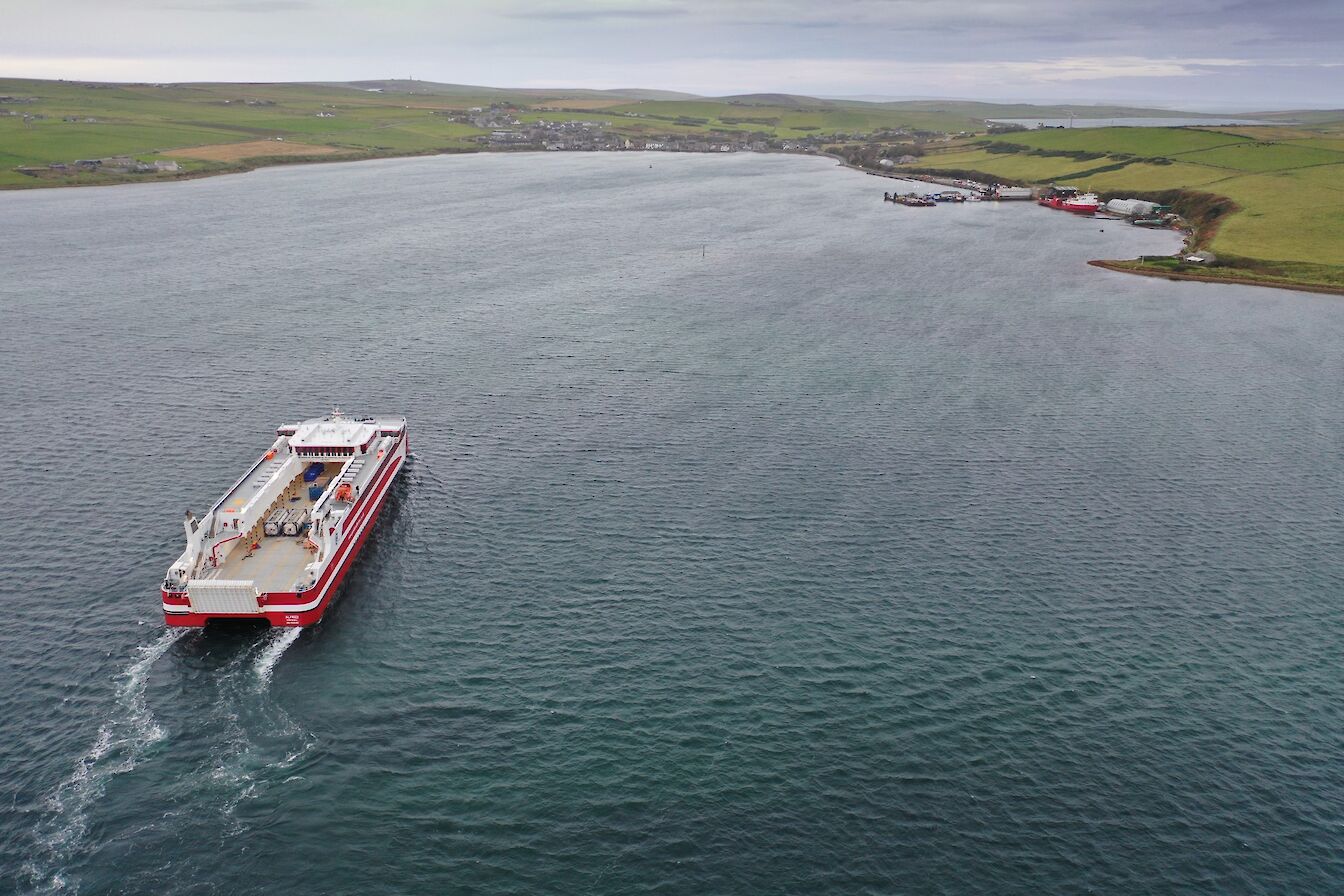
[1007,127,1250,156]
[1177,141,1344,172]
[900,149,1083,182]
[1204,167,1344,262]
[0,78,495,183]
[169,140,343,161]
[1053,161,1231,193]
[0,118,254,164]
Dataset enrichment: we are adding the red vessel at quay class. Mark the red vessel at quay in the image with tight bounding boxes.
[1039,187,1100,214]
[161,412,408,627]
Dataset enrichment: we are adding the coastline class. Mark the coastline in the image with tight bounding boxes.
[1088,260,1344,297]
[0,146,464,192]
[883,163,1344,297]
[4,145,1332,298]
[0,145,823,192]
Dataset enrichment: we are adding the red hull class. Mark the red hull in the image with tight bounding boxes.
[163,442,405,627]
[1040,196,1099,214]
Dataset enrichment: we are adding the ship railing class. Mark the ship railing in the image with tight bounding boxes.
[205,530,246,569]
[203,441,285,517]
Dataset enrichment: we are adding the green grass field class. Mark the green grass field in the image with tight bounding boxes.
[1204,167,1344,262]
[1004,127,1247,155]
[1059,161,1231,192]
[0,78,495,179]
[1176,141,1344,172]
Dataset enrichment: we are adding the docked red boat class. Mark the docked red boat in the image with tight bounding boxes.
[1039,187,1100,214]
[161,412,408,627]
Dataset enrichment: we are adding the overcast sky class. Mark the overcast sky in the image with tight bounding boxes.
[4,0,1341,108]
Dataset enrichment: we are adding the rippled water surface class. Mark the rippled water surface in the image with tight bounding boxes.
[3,153,1343,895]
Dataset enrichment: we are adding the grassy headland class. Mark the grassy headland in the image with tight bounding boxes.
[3,77,1341,294]
[891,121,1344,293]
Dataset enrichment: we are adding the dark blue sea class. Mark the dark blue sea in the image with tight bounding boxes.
[3,152,1343,895]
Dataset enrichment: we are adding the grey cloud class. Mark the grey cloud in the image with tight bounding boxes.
[506,6,687,22]
[159,1,313,11]
[6,0,1342,106]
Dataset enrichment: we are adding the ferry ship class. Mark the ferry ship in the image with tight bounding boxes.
[161,412,408,627]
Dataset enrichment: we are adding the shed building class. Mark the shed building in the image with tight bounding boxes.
[1106,198,1162,216]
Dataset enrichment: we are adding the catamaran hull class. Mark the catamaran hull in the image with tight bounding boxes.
[162,433,407,628]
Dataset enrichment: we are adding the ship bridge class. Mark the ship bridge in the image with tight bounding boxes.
[288,418,378,457]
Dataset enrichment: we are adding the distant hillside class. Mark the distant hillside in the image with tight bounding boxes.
[326,84,1227,125]
[2,76,1334,196]
[1247,109,1344,125]
[333,80,700,102]
[599,88,703,101]
[713,94,817,108]
[606,96,1250,136]
[854,99,1226,118]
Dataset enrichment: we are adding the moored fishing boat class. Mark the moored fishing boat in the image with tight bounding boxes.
[161,411,408,627]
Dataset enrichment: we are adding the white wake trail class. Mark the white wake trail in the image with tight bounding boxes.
[253,627,302,693]
[24,628,188,893]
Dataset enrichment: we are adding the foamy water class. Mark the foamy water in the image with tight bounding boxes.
[254,627,302,693]
[22,630,187,893]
